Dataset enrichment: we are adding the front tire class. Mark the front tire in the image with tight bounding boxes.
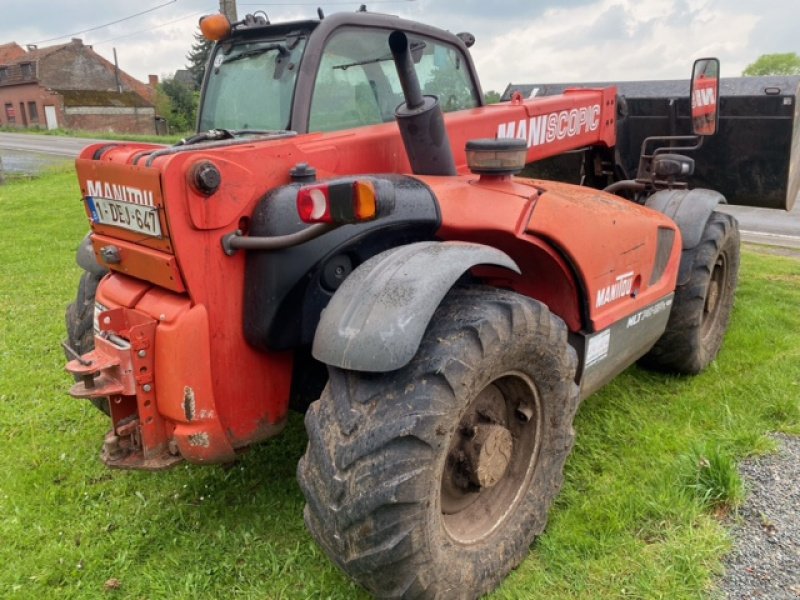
[297,287,579,598]
[641,211,740,374]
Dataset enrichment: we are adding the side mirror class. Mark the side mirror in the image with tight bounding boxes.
[690,57,720,136]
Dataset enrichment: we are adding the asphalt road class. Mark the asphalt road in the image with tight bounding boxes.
[0,132,108,175]
[0,131,109,157]
[1,132,799,247]
[720,202,800,249]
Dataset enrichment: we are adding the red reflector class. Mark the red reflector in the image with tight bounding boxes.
[297,180,378,224]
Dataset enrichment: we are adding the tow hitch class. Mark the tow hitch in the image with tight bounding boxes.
[65,307,182,470]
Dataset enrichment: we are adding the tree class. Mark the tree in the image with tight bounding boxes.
[159,76,199,133]
[742,53,800,76]
[153,85,174,129]
[484,90,502,104]
[186,30,214,90]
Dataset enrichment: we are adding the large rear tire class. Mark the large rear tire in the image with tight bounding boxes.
[297,286,579,599]
[65,270,109,415]
[641,211,740,374]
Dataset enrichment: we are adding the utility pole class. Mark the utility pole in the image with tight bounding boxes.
[219,0,238,21]
[112,48,123,93]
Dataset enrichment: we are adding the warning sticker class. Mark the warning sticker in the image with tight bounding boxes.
[586,329,611,367]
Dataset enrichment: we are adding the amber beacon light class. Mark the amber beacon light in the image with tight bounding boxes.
[200,14,232,41]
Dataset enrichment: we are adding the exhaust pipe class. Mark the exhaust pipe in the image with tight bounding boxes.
[389,30,457,176]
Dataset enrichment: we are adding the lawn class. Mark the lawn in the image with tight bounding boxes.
[0,125,183,145]
[0,169,798,599]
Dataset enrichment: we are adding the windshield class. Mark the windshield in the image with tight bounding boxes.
[198,36,307,131]
[309,28,478,133]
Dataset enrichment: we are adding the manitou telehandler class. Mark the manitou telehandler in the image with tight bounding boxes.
[64,8,767,598]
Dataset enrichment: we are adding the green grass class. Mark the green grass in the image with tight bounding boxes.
[679,443,744,510]
[1,170,798,598]
[0,125,184,145]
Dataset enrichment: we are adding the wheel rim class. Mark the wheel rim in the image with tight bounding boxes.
[701,251,728,342]
[440,372,541,544]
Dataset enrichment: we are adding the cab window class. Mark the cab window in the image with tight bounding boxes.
[199,36,307,131]
[309,28,479,133]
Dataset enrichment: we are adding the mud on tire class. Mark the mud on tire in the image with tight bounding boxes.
[65,270,109,415]
[641,211,740,374]
[297,286,580,599]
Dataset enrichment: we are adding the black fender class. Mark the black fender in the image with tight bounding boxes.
[312,241,520,372]
[646,188,725,249]
[75,233,108,277]
[645,188,726,285]
[244,175,442,351]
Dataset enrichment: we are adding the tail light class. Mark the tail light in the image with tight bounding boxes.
[297,180,378,224]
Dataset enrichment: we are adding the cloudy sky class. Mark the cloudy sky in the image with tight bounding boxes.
[0,0,795,92]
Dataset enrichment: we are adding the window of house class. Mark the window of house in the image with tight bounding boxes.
[28,101,39,122]
[4,103,15,124]
[308,28,479,133]
[0,67,8,82]
[20,62,33,79]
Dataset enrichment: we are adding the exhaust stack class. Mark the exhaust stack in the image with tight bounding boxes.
[389,30,457,176]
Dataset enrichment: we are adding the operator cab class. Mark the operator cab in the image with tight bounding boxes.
[197,11,482,134]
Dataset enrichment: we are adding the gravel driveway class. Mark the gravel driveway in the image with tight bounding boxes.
[717,434,800,599]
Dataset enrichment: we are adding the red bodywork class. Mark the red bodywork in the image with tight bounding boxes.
[66,86,680,467]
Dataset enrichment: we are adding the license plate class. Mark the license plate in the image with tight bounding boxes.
[86,196,162,237]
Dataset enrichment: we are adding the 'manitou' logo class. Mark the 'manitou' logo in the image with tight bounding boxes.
[86,180,155,207]
[596,272,634,308]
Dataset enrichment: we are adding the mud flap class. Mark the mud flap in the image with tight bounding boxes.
[312,241,520,372]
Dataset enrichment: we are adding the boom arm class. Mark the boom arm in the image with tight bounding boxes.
[494,89,617,161]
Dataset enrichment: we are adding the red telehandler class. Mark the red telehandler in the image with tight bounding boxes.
[65,9,742,598]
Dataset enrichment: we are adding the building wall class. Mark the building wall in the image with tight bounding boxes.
[0,82,63,128]
[0,39,158,134]
[0,84,156,134]
[64,106,156,134]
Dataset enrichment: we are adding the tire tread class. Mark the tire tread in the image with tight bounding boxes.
[298,286,579,599]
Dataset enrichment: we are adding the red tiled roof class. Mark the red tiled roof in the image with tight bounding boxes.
[0,39,155,104]
[22,43,69,61]
[0,42,26,64]
[88,48,156,103]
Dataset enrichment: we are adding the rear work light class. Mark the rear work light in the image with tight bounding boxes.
[466,138,527,176]
[297,180,378,224]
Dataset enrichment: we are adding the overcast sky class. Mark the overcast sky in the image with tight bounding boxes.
[0,0,795,92]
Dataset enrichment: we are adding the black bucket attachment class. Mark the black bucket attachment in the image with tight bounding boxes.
[503,76,800,211]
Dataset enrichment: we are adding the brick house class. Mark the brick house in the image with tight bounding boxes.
[0,39,159,134]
